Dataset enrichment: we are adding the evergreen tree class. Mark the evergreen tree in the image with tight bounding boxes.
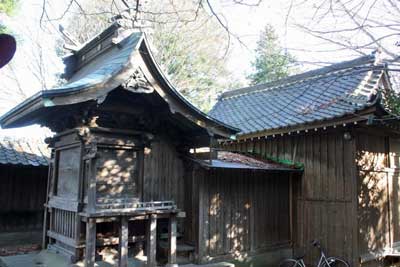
[247,24,295,85]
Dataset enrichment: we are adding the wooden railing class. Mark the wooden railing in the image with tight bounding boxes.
[51,208,76,239]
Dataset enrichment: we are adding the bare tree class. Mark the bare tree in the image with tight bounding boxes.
[37,0,258,110]
[290,0,400,60]
[0,3,62,114]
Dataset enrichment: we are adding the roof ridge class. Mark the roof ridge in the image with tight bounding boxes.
[0,136,46,143]
[220,53,379,99]
[62,22,143,80]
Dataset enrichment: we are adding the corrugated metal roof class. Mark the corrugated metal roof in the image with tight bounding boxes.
[0,137,49,166]
[209,54,385,135]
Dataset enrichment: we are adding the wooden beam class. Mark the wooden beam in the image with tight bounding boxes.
[47,230,78,248]
[85,218,96,267]
[167,214,178,267]
[146,214,157,267]
[119,216,129,267]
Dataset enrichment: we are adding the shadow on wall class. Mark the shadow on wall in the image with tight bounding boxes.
[203,171,291,265]
[209,191,248,261]
[356,144,391,255]
[96,148,137,200]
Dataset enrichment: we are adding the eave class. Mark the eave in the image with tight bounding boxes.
[225,105,381,142]
[0,30,239,140]
[137,37,239,139]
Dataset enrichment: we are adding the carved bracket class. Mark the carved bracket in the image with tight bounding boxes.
[122,68,154,94]
[83,141,98,160]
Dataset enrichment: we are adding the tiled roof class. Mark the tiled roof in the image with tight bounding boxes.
[0,137,50,166]
[209,54,385,135]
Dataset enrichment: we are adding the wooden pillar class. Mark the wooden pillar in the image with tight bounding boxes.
[166,214,178,267]
[73,215,82,263]
[42,206,49,248]
[85,218,97,267]
[119,216,129,267]
[146,214,157,267]
[42,154,54,249]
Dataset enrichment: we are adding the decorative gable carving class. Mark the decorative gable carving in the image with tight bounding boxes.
[122,68,154,94]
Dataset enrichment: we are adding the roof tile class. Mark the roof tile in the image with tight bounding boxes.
[0,137,50,166]
[209,54,384,135]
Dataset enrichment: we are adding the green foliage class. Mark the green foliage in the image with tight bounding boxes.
[264,154,304,169]
[245,150,303,169]
[383,86,400,116]
[0,0,18,33]
[247,24,296,85]
[0,24,7,33]
[0,0,18,15]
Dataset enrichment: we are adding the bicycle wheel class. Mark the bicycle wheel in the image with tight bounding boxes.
[321,257,350,267]
[279,259,302,267]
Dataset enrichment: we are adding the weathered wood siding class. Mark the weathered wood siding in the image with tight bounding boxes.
[0,164,48,232]
[191,167,293,262]
[222,129,358,266]
[143,137,185,209]
[388,137,400,248]
[356,131,400,262]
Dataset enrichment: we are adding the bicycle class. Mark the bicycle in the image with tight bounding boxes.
[279,240,350,267]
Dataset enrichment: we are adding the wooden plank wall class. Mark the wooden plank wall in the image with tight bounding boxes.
[222,129,358,266]
[356,131,393,260]
[388,137,400,248]
[195,168,292,261]
[143,137,185,209]
[0,165,48,232]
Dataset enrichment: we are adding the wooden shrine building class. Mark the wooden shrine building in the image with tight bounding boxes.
[210,53,400,267]
[0,21,241,266]
[0,20,308,267]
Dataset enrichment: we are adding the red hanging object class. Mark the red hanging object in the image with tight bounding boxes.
[0,34,16,69]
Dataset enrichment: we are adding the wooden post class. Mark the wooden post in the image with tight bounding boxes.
[137,150,145,202]
[197,176,207,264]
[42,206,49,249]
[250,197,255,253]
[73,143,85,262]
[289,173,293,245]
[86,141,97,214]
[87,159,97,214]
[166,214,178,267]
[119,216,129,267]
[42,154,54,249]
[85,218,96,267]
[146,214,157,267]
